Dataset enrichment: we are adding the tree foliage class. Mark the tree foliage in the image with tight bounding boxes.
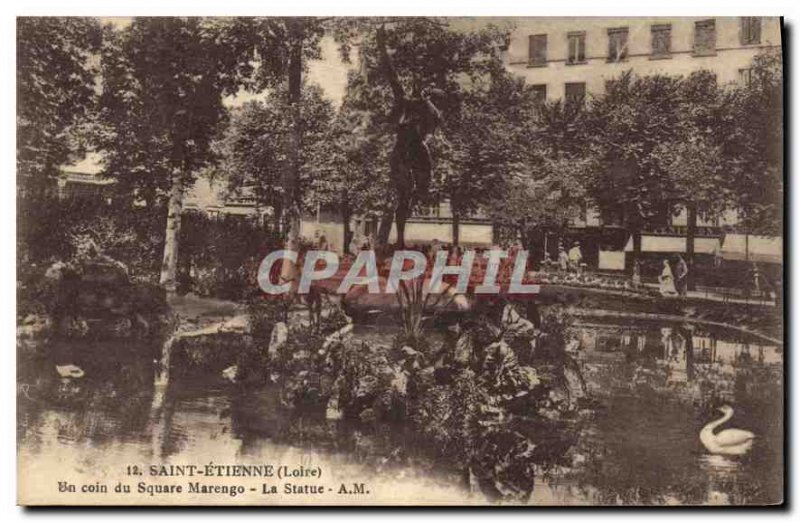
[216,85,335,217]
[720,49,783,235]
[584,72,687,233]
[96,18,255,205]
[484,89,590,248]
[336,18,512,242]
[306,102,394,219]
[17,17,102,199]
[585,53,782,239]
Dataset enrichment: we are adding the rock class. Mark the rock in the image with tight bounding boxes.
[267,322,288,357]
[219,314,249,334]
[44,261,70,282]
[79,257,129,286]
[56,364,84,379]
[221,365,238,383]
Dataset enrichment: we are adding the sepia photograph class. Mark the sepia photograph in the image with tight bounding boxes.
[16,13,784,506]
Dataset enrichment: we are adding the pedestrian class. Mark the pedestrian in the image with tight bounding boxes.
[632,259,642,289]
[659,259,677,296]
[361,233,372,251]
[674,254,688,297]
[568,241,583,273]
[348,231,362,257]
[430,239,441,263]
[752,262,761,293]
[558,245,569,272]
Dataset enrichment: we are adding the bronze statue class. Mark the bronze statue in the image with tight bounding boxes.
[377,26,443,247]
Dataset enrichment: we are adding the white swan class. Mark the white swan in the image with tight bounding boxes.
[700,405,755,456]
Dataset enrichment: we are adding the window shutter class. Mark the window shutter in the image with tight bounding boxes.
[528,35,535,63]
[752,18,762,43]
[529,34,547,65]
[536,34,547,64]
[695,19,716,54]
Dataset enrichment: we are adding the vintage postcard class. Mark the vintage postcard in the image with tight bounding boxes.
[17,16,784,506]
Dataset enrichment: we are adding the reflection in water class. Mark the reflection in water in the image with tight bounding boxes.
[533,322,784,505]
[18,321,783,505]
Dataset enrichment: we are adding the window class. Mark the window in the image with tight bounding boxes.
[531,84,547,104]
[739,67,754,87]
[567,31,586,64]
[607,27,628,62]
[651,24,671,57]
[740,17,761,45]
[528,34,547,66]
[694,19,716,56]
[565,82,586,104]
[416,203,440,218]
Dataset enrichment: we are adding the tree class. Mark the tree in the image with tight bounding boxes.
[584,72,685,272]
[437,75,531,246]
[657,70,731,289]
[306,103,393,249]
[482,90,590,259]
[216,85,336,229]
[219,17,331,288]
[17,17,101,254]
[97,18,255,293]
[340,18,511,247]
[721,49,783,238]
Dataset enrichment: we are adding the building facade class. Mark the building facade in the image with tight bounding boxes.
[505,17,781,101]
[301,200,494,255]
[58,153,114,202]
[504,17,781,270]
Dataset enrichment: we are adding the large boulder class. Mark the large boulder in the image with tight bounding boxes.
[44,251,168,342]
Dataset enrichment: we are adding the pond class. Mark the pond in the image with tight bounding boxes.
[17,318,783,505]
[531,321,783,505]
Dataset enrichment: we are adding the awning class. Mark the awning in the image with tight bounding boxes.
[624,235,721,255]
[719,234,782,264]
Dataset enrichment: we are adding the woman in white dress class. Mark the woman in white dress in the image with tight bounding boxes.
[658,259,677,296]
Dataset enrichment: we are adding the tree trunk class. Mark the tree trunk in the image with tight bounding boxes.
[630,227,642,276]
[376,209,393,249]
[745,227,750,263]
[451,210,460,247]
[159,169,183,295]
[342,204,351,254]
[541,228,548,262]
[395,200,408,249]
[686,203,697,291]
[678,324,694,382]
[279,19,304,291]
[273,200,283,232]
